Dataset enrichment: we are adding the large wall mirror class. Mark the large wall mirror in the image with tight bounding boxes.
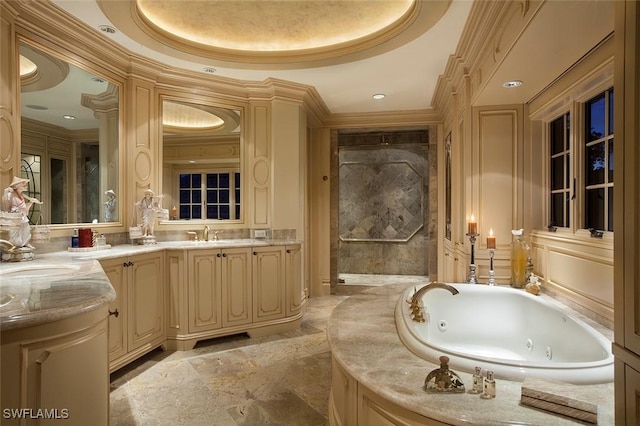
[19,40,120,226]
[161,98,242,222]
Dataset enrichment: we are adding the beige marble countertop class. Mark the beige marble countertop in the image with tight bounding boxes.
[63,239,301,261]
[327,283,614,425]
[0,256,115,331]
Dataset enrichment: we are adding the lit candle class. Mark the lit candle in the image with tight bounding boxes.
[468,215,477,235]
[487,228,496,249]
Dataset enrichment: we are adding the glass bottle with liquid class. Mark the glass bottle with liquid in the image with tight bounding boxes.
[481,370,496,399]
[470,366,483,394]
[511,229,530,288]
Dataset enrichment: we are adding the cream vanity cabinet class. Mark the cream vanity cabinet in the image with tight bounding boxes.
[252,245,286,322]
[1,308,110,425]
[252,244,304,322]
[285,244,303,316]
[188,247,252,334]
[166,243,303,350]
[100,252,165,371]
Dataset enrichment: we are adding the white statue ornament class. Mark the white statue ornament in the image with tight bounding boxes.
[135,189,162,244]
[104,189,117,222]
[1,176,43,261]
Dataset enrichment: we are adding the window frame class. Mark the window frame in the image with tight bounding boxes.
[548,111,572,230]
[583,88,614,232]
[541,81,614,237]
[174,167,241,221]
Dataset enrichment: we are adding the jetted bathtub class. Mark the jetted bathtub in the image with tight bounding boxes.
[395,283,614,384]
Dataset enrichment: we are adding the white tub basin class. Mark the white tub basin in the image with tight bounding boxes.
[395,283,614,384]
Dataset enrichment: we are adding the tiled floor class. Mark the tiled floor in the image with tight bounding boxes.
[109,295,348,425]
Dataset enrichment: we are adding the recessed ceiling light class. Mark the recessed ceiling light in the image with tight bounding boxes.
[503,80,523,88]
[63,115,76,120]
[203,67,217,74]
[98,25,117,35]
[372,93,385,100]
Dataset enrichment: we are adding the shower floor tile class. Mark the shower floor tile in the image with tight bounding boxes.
[338,273,430,286]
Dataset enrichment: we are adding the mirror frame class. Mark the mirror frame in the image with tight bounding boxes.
[17,36,125,231]
[156,93,247,228]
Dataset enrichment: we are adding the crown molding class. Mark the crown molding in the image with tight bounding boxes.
[21,116,98,142]
[431,0,545,114]
[324,109,441,130]
[13,0,129,80]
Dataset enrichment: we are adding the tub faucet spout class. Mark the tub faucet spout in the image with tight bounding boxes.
[407,282,459,323]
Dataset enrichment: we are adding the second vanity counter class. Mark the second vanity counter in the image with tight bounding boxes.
[0,238,304,370]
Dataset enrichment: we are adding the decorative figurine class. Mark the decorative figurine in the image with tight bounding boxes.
[525,274,541,295]
[135,189,160,244]
[138,189,158,236]
[423,356,466,393]
[104,189,117,222]
[1,176,43,261]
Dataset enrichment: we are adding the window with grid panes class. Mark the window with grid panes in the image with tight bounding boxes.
[549,112,571,228]
[178,171,240,220]
[584,88,613,232]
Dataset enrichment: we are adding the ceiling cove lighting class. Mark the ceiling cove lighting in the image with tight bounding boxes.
[503,80,523,88]
[372,93,386,100]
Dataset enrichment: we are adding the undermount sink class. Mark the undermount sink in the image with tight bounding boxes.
[0,264,80,279]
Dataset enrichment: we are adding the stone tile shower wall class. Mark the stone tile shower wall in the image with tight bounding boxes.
[337,130,434,276]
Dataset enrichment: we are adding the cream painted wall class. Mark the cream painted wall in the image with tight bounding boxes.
[308,128,331,296]
[0,8,19,188]
[271,100,305,234]
[433,3,614,324]
[525,38,615,323]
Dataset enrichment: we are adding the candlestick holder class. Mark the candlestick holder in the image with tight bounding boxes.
[488,248,496,286]
[467,232,478,284]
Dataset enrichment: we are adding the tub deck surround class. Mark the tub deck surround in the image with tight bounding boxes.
[327,284,614,425]
[396,284,614,385]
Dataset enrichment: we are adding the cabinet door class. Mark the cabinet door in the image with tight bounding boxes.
[19,312,109,426]
[285,244,303,316]
[128,252,165,351]
[188,249,223,333]
[100,257,127,362]
[221,247,252,327]
[624,364,640,425]
[252,246,286,322]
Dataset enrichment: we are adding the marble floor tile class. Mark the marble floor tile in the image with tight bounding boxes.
[110,295,348,425]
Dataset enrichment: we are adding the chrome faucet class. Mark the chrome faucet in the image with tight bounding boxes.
[203,226,210,241]
[406,282,459,323]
